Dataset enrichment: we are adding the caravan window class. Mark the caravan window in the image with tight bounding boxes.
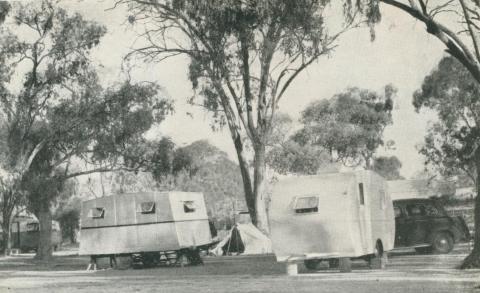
[88,207,105,219]
[294,196,319,214]
[183,201,196,213]
[26,223,39,232]
[137,201,156,214]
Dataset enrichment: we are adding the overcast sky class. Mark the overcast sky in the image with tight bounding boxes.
[59,0,449,178]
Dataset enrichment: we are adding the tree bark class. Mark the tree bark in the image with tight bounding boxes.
[231,131,256,222]
[1,204,14,255]
[34,203,53,261]
[1,221,10,254]
[461,151,480,268]
[252,143,270,234]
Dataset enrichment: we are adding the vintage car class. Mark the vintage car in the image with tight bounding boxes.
[393,198,470,254]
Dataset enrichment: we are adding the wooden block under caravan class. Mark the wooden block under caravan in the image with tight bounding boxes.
[79,191,213,256]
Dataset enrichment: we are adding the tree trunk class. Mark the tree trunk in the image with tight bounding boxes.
[231,131,256,218]
[1,222,10,255]
[230,128,270,234]
[252,144,270,234]
[34,203,53,261]
[1,206,13,255]
[461,151,480,268]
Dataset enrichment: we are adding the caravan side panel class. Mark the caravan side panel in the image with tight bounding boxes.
[170,192,212,248]
[79,192,179,255]
[79,223,180,255]
[368,172,395,252]
[79,191,212,255]
[270,174,363,262]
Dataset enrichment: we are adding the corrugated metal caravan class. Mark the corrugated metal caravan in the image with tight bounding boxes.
[270,170,395,274]
[79,191,213,265]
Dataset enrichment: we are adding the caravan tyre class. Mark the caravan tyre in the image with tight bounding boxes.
[304,259,322,270]
[177,253,190,267]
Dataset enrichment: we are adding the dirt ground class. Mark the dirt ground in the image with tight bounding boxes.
[0,245,479,293]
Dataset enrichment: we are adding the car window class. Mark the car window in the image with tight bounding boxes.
[394,206,402,218]
[423,204,439,216]
[406,204,426,217]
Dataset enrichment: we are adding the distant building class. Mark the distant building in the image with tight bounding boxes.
[454,186,475,200]
[387,179,435,200]
[387,179,464,200]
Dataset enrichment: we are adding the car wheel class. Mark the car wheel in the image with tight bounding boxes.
[304,259,322,270]
[432,232,454,254]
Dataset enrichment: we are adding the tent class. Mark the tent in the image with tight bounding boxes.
[211,223,272,256]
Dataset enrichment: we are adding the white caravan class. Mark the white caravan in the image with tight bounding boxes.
[270,170,395,273]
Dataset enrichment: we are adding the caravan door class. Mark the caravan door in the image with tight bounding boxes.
[356,181,369,253]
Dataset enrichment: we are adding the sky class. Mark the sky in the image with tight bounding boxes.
[58,0,449,179]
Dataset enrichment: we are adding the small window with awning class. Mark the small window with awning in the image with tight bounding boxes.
[137,201,156,214]
[88,207,105,219]
[294,196,319,214]
[183,201,196,213]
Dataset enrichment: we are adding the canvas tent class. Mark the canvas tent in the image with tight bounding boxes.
[211,223,272,255]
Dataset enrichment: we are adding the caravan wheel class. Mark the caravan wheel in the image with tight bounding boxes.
[176,253,190,267]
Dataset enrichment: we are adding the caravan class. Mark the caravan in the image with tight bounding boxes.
[0,216,62,252]
[79,191,215,266]
[270,170,395,272]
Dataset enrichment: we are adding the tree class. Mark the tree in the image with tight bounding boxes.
[293,86,396,169]
[372,156,404,180]
[0,1,172,259]
[117,0,366,233]
[414,56,480,267]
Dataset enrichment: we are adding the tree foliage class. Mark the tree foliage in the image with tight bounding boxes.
[267,140,333,175]
[414,55,480,268]
[0,1,172,258]
[414,56,479,183]
[294,85,396,168]
[372,155,404,180]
